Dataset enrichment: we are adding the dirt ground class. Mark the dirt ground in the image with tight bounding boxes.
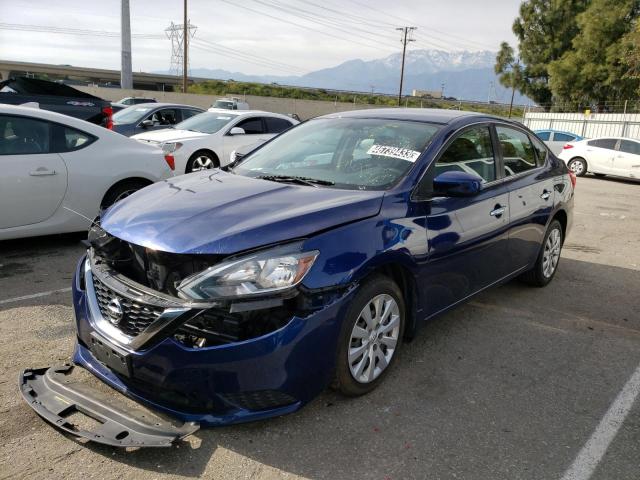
[1,175,639,480]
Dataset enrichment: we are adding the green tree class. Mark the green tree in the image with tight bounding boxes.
[621,21,640,95]
[548,0,640,104]
[496,0,589,107]
[495,42,524,117]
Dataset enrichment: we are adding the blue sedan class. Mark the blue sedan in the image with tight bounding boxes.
[111,102,204,137]
[21,108,574,445]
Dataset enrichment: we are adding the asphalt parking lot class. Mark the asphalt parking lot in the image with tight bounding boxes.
[0,175,638,480]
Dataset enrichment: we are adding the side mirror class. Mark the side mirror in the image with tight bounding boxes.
[140,119,154,128]
[229,127,245,135]
[433,170,483,197]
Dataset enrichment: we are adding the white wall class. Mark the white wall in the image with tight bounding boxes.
[524,112,640,139]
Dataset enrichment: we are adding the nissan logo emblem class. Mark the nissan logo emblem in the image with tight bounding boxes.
[105,297,124,325]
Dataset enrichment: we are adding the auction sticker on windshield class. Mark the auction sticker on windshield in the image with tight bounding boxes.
[367,145,421,162]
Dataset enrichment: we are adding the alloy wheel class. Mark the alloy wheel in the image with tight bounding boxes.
[542,227,562,278]
[191,155,215,171]
[348,294,400,384]
[569,159,584,175]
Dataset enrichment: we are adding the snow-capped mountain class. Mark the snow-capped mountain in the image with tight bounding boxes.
[180,49,530,103]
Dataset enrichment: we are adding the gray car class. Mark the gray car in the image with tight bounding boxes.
[112,103,205,137]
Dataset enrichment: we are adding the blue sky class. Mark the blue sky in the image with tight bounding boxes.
[0,0,520,75]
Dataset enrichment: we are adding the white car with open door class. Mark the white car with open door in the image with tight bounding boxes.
[558,137,640,179]
[131,110,298,175]
[0,104,172,241]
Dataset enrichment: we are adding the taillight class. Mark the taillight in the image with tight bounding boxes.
[102,106,113,130]
[563,144,574,150]
[568,170,577,188]
[164,154,175,170]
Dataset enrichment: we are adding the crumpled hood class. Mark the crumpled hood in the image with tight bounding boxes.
[131,128,209,143]
[101,170,384,254]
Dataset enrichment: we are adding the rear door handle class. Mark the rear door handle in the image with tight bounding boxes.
[490,205,506,217]
[540,190,551,200]
[29,168,57,176]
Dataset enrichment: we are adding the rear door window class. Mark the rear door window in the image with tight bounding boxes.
[588,138,618,150]
[435,126,496,183]
[553,132,576,142]
[536,131,550,141]
[265,117,294,134]
[496,126,538,176]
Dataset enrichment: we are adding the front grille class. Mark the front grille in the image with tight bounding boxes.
[92,275,165,337]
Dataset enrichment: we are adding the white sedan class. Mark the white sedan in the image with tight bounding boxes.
[559,137,640,179]
[131,109,298,174]
[0,104,172,241]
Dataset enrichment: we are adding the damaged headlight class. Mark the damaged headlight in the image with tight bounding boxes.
[177,245,319,300]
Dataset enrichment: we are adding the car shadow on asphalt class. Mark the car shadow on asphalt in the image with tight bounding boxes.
[73,257,640,479]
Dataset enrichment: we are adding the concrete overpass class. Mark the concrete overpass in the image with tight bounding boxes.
[0,60,209,91]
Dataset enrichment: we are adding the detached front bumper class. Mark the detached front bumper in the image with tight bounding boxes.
[71,255,354,426]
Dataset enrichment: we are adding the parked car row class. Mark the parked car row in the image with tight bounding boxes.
[0,102,297,240]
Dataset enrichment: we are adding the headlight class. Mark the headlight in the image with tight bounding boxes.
[177,246,319,300]
[161,142,183,155]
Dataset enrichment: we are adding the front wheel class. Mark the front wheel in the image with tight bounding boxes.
[520,219,563,287]
[333,275,405,396]
[567,157,587,177]
[186,151,218,173]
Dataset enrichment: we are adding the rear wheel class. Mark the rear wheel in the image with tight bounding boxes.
[568,157,587,177]
[186,151,218,173]
[333,275,405,396]
[520,220,563,287]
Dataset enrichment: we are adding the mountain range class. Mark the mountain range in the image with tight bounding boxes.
[173,49,530,104]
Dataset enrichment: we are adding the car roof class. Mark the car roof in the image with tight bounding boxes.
[0,103,105,131]
[317,108,491,124]
[205,108,295,119]
[124,102,204,109]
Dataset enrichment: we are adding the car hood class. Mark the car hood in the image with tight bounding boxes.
[101,170,385,254]
[131,128,210,143]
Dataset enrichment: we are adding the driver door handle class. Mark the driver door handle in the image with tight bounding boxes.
[490,205,506,217]
[29,168,57,176]
[540,190,551,200]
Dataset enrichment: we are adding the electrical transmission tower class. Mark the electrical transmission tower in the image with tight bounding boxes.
[165,20,196,88]
[396,27,416,106]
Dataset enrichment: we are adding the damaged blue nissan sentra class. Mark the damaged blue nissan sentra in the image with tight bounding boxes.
[21,109,574,447]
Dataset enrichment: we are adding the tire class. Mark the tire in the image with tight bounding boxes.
[333,275,405,396]
[101,180,148,209]
[567,157,587,177]
[186,150,218,173]
[520,219,563,287]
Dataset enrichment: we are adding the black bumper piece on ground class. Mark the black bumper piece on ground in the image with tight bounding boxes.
[19,365,199,447]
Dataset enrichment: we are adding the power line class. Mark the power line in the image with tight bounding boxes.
[218,0,397,52]
[191,39,306,75]
[0,22,163,39]
[343,0,497,51]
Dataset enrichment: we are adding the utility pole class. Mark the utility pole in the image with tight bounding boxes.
[120,0,132,89]
[183,0,188,93]
[396,26,416,106]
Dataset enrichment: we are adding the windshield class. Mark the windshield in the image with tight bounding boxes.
[113,106,154,124]
[233,118,440,190]
[174,112,236,134]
